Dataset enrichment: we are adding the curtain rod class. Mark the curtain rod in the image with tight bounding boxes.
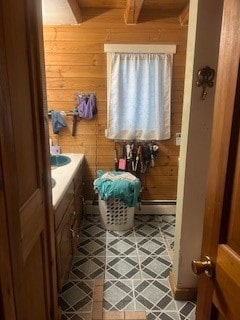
[104,44,177,54]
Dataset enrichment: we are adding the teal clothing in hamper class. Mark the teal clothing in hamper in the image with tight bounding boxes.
[93,170,141,207]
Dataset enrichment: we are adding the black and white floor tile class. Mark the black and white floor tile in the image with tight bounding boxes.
[106,256,141,279]
[175,300,196,320]
[133,279,176,311]
[137,237,168,256]
[59,213,196,320]
[69,256,106,280]
[107,237,137,256]
[135,221,163,238]
[140,255,172,279]
[104,280,135,311]
[59,280,93,313]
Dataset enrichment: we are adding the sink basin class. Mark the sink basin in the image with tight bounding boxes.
[51,178,56,188]
[51,155,71,167]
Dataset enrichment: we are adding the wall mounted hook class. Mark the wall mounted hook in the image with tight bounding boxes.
[196,66,215,100]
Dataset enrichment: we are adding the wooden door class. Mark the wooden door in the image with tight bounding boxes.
[195,0,240,319]
[0,0,58,319]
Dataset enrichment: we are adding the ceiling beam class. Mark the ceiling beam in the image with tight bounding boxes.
[67,0,82,23]
[124,0,144,25]
[179,3,189,26]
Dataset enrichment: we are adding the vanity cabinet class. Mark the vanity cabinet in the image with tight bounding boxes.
[54,162,84,290]
[56,196,75,289]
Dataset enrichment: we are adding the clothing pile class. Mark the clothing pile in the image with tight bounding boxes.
[93,170,141,207]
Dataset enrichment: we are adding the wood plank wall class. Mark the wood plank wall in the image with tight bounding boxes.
[43,8,188,201]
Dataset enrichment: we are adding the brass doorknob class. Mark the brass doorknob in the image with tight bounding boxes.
[192,256,214,278]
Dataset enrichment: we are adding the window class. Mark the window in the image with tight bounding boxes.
[104,44,176,141]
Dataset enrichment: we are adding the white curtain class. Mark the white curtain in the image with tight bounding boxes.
[105,52,172,141]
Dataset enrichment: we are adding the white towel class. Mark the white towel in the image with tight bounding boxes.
[101,172,137,181]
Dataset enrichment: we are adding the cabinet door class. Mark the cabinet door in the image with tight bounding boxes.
[55,181,74,229]
[75,184,84,220]
[71,214,80,253]
[74,165,84,220]
[0,1,57,319]
[56,199,75,290]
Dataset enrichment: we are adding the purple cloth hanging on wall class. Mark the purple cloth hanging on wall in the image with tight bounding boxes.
[77,93,96,119]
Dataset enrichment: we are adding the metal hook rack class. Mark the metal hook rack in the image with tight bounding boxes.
[196,66,215,100]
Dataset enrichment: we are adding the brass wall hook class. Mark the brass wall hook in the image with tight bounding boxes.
[196,66,215,100]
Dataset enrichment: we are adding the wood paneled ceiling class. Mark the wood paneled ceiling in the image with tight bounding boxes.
[68,0,189,25]
[43,0,189,25]
[77,0,187,10]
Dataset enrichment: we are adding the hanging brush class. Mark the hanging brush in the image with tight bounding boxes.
[131,143,135,171]
[126,143,131,171]
[149,143,155,167]
[134,145,142,171]
[114,146,118,170]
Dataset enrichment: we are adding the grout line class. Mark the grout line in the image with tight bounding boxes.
[131,279,137,312]
[133,227,143,282]
[162,232,174,263]
[104,230,108,281]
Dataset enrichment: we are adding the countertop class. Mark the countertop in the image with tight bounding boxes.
[51,153,84,209]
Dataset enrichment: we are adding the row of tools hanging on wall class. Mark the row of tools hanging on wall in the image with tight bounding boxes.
[114,141,159,176]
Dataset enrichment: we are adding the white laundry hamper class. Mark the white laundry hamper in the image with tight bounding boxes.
[98,195,135,231]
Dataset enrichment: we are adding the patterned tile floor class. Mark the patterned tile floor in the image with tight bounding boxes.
[59,214,196,320]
